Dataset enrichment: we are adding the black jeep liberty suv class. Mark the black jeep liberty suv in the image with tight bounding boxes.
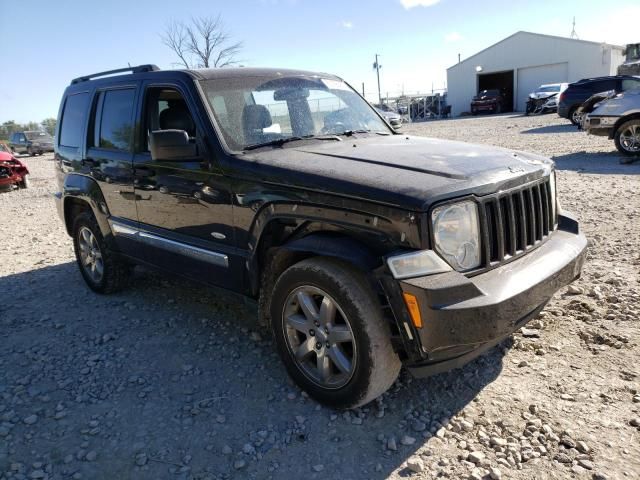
[54,65,587,408]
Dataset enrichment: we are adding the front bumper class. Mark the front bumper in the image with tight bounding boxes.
[54,191,64,223]
[471,102,497,112]
[583,115,616,137]
[383,213,587,377]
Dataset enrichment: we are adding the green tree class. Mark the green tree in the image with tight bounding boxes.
[41,118,57,136]
[0,120,20,140]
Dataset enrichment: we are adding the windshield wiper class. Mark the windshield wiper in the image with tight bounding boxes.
[243,134,341,151]
[337,129,370,137]
[332,129,390,137]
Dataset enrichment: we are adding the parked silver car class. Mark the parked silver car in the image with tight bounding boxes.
[583,88,640,156]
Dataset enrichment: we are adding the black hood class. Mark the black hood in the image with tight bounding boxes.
[236,135,552,211]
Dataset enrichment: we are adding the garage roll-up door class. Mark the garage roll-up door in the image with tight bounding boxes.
[516,63,568,111]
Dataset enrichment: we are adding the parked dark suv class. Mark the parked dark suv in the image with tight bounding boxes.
[558,75,640,125]
[9,131,55,156]
[54,65,587,408]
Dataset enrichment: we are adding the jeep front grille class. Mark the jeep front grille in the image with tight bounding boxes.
[479,177,557,267]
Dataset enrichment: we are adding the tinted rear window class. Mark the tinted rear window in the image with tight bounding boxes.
[593,80,616,91]
[59,92,90,148]
[97,89,135,151]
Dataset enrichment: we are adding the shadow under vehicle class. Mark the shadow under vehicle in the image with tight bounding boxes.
[53,64,586,409]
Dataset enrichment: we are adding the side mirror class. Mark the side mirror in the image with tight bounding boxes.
[149,130,197,161]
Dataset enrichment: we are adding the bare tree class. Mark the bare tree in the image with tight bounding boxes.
[161,15,243,69]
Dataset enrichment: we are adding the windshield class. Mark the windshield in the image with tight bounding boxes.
[537,85,561,93]
[200,75,391,151]
[25,131,53,140]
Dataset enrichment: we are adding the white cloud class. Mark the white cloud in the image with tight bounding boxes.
[445,31,463,42]
[341,20,354,29]
[400,0,441,9]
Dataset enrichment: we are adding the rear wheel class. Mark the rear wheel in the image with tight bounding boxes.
[270,257,401,409]
[614,119,640,157]
[569,106,582,126]
[27,146,34,156]
[72,212,130,293]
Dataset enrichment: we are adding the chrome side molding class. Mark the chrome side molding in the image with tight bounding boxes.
[110,220,229,268]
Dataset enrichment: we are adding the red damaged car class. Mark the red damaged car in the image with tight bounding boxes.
[0,145,30,190]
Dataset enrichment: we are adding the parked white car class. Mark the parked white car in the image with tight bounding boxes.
[583,88,640,157]
[525,83,569,115]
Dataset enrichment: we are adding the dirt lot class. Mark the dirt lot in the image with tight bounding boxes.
[1,113,639,480]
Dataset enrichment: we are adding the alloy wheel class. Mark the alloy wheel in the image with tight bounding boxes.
[282,286,356,389]
[619,124,640,153]
[78,226,104,283]
[571,109,583,125]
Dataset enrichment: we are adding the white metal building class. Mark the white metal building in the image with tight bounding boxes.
[446,31,625,116]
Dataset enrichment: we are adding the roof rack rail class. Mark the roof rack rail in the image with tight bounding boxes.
[71,64,160,84]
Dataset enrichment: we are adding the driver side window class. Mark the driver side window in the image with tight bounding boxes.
[142,87,197,152]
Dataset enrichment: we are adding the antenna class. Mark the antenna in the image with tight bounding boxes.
[570,16,579,39]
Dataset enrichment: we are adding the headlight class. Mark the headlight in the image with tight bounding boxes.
[549,171,557,222]
[387,250,452,279]
[431,201,481,271]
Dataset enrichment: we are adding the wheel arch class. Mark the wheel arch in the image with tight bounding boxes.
[62,174,111,237]
[611,112,640,139]
[254,222,389,327]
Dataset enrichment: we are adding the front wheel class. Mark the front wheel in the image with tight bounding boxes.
[270,257,401,409]
[19,174,29,189]
[72,212,130,293]
[614,119,640,157]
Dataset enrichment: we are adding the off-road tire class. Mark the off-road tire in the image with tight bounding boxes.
[614,119,640,157]
[270,257,401,409]
[72,212,130,294]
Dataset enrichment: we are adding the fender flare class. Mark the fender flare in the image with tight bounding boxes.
[279,232,381,271]
[610,112,640,139]
[62,173,111,237]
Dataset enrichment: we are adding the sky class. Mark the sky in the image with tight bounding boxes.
[1,0,639,123]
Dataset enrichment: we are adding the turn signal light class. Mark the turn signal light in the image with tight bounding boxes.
[403,292,423,328]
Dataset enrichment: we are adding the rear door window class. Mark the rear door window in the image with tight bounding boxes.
[96,89,136,151]
[622,79,640,91]
[593,80,616,92]
[59,92,90,148]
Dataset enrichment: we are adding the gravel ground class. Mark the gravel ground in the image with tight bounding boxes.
[1,113,639,480]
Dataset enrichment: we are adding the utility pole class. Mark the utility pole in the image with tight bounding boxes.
[362,82,365,97]
[373,54,382,106]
